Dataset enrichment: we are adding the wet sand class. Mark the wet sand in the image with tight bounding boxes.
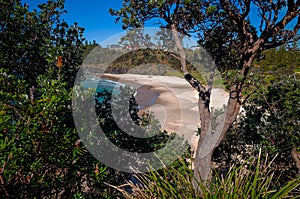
[135,85,160,109]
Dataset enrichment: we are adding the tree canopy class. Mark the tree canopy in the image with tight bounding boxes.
[110,0,300,186]
[0,0,84,86]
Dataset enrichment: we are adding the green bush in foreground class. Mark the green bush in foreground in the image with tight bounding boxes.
[214,75,300,186]
[0,70,112,198]
[113,150,300,198]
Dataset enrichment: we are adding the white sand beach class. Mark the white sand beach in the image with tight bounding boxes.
[101,73,229,152]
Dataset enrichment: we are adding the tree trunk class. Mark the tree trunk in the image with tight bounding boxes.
[192,92,241,188]
[170,23,253,191]
[192,54,253,190]
[193,96,212,186]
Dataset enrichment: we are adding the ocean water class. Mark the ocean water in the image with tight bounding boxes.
[81,77,124,93]
[81,76,158,109]
[81,77,136,107]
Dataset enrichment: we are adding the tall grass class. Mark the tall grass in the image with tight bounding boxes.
[111,151,300,198]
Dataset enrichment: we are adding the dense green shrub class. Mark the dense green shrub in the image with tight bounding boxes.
[0,69,111,198]
[0,0,84,87]
[0,1,119,197]
[214,75,300,186]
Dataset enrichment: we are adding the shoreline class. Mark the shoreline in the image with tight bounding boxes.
[99,73,229,153]
[101,73,162,111]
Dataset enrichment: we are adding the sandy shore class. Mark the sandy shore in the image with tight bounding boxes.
[101,73,229,152]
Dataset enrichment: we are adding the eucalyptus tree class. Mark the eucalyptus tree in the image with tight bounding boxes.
[110,0,300,186]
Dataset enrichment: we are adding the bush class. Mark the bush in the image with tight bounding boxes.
[214,75,300,186]
[0,1,119,197]
[0,69,112,198]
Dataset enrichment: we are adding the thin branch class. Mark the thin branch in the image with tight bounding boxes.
[3,104,25,120]
[241,0,251,19]
[170,24,188,74]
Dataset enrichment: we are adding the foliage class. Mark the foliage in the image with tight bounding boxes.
[2,0,299,197]
[0,0,85,87]
[82,46,199,75]
[82,40,99,61]
[0,1,116,198]
[113,151,300,198]
[214,75,300,186]
[257,46,299,71]
[254,45,300,82]
[72,83,189,196]
[82,45,124,66]
[1,1,189,197]
[95,86,174,153]
[109,0,207,32]
[0,69,113,198]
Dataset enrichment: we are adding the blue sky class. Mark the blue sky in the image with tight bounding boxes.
[21,1,297,45]
[22,0,125,43]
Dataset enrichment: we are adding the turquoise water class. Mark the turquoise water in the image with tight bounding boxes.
[81,77,135,106]
[81,77,158,109]
[82,78,124,93]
